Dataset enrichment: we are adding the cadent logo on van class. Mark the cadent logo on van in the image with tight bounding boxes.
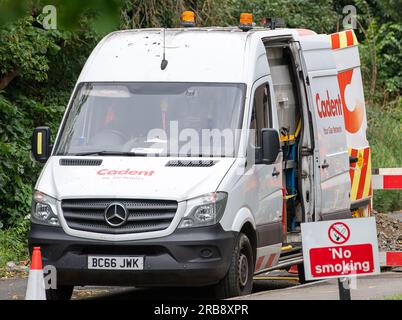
[315,91,343,119]
[97,169,155,177]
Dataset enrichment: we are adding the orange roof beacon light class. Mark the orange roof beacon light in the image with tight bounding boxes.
[239,13,254,31]
[181,11,196,27]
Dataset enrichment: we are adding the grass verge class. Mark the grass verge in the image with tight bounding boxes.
[367,105,402,212]
[383,293,402,300]
[0,219,30,276]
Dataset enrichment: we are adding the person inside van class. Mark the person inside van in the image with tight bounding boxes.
[90,99,130,149]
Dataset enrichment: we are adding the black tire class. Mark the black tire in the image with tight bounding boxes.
[45,285,74,300]
[213,233,254,299]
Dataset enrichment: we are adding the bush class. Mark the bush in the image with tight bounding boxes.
[0,217,30,268]
[367,105,402,212]
[0,6,101,267]
[0,13,100,227]
[0,95,39,227]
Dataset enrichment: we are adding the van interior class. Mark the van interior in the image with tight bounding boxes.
[265,40,311,241]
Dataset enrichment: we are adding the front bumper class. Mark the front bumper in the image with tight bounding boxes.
[28,224,237,287]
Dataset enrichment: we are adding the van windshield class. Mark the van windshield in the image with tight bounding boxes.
[54,82,245,157]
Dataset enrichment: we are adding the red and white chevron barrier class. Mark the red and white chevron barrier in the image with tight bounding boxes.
[372,168,402,190]
[372,168,402,267]
[380,252,402,267]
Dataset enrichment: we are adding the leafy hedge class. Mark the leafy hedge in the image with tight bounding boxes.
[367,106,402,212]
[0,12,99,228]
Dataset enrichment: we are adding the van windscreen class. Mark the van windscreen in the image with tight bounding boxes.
[54,82,245,158]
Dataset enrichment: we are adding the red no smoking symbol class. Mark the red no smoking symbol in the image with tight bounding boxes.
[328,222,350,244]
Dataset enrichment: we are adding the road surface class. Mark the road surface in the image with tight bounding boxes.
[0,271,298,300]
[1,271,402,300]
[233,271,402,300]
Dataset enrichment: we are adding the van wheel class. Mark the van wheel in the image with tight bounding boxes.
[45,285,74,300]
[213,233,254,299]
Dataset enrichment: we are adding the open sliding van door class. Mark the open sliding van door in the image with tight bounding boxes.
[297,34,351,221]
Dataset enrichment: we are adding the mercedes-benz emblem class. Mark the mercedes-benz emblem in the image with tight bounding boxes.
[104,203,128,227]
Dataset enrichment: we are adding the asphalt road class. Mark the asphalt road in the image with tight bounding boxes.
[2,271,402,300]
[0,272,298,300]
[234,271,402,300]
[76,279,298,300]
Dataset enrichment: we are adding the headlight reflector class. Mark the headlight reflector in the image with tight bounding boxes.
[178,192,227,229]
[31,191,60,226]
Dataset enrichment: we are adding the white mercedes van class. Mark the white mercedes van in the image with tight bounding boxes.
[29,14,372,299]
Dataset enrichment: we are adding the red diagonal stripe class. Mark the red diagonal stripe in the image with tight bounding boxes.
[346,30,354,46]
[331,33,340,49]
[255,256,265,271]
[331,225,347,241]
[265,254,276,269]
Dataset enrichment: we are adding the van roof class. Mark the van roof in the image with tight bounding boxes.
[78,27,317,84]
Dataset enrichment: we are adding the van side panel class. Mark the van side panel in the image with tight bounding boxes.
[330,30,372,215]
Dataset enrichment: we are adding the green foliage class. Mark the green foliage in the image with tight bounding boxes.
[0,16,61,83]
[0,0,122,33]
[359,20,402,103]
[347,0,402,103]
[0,94,37,226]
[0,0,30,27]
[0,7,101,228]
[0,217,30,268]
[231,0,338,33]
[376,23,402,95]
[367,106,402,212]
[120,0,339,32]
[120,0,237,29]
[384,294,402,300]
[377,0,402,23]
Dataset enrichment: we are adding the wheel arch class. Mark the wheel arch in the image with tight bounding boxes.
[240,221,257,266]
[223,207,257,265]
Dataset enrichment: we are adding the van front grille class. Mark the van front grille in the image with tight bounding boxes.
[61,199,178,235]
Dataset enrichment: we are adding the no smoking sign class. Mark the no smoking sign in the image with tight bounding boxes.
[301,217,380,280]
[328,222,350,244]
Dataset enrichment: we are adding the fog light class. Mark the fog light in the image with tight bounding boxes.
[200,248,213,258]
[48,217,59,226]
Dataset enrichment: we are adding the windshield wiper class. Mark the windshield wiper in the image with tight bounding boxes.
[73,151,148,157]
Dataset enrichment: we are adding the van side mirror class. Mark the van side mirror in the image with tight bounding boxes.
[32,127,52,163]
[261,129,281,165]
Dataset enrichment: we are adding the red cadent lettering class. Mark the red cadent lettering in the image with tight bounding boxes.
[97,169,155,176]
[316,91,343,119]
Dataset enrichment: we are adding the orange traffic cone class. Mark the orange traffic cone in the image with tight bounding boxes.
[25,247,46,300]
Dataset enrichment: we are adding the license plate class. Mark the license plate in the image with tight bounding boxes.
[88,256,144,270]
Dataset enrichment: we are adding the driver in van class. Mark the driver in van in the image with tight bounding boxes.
[90,100,129,147]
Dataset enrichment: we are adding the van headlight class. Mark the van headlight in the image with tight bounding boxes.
[178,192,228,229]
[31,191,60,226]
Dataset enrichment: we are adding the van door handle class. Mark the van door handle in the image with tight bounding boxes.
[320,160,329,169]
[272,168,280,177]
[349,156,359,164]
